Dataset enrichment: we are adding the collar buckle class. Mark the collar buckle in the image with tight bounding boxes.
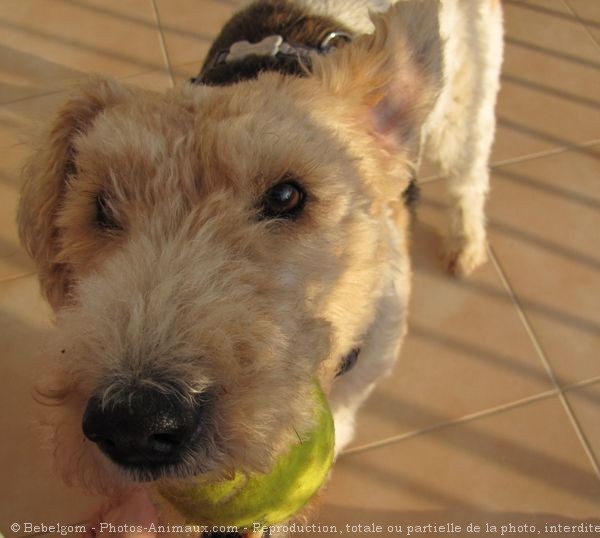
[320,31,352,50]
[195,31,353,85]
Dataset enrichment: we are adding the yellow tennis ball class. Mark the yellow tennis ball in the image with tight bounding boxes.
[157,381,334,531]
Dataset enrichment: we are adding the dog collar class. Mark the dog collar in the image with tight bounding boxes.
[194,31,352,86]
[203,32,352,71]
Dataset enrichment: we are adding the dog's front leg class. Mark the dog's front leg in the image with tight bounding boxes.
[434,72,499,277]
[424,0,504,276]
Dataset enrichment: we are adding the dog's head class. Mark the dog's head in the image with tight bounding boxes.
[18,3,441,492]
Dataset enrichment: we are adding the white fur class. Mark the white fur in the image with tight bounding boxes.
[296,0,504,275]
[329,206,411,453]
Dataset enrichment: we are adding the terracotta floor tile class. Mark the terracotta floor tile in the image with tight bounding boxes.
[487,146,600,385]
[565,380,600,466]
[299,398,600,537]
[122,68,173,92]
[0,276,100,537]
[566,0,600,21]
[0,0,166,106]
[0,92,65,150]
[509,0,571,14]
[349,179,551,449]
[493,1,600,162]
[566,0,600,48]
[154,0,235,68]
[0,68,173,150]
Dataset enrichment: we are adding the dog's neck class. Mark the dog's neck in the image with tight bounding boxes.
[195,0,352,87]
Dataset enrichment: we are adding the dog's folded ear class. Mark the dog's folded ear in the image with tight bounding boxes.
[18,76,131,310]
[311,0,442,151]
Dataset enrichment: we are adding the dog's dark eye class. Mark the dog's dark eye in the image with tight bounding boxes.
[95,193,120,230]
[260,180,306,220]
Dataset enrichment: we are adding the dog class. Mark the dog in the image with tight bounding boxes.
[17,0,503,536]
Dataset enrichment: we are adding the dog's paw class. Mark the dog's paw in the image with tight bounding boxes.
[442,238,488,277]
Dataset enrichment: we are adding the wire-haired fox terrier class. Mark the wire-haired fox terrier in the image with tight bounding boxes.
[18,0,503,535]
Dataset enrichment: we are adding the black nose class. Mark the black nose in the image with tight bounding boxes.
[82,386,207,470]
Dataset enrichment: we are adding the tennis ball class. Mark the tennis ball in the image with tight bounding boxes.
[157,381,334,530]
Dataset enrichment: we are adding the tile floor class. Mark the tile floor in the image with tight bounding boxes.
[0,0,599,536]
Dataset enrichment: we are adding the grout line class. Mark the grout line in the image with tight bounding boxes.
[559,397,600,477]
[0,87,68,107]
[488,244,600,479]
[488,139,600,168]
[0,63,176,110]
[0,63,167,108]
[342,388,559,456]
[487,245,557,385]
[561,0,600,51]
[0,271,36,285]
[150,0,175,89]
[562,375,600,393]
[419,172,444,183]
[343,374,600,458]
[418,174,446,185]
[0,54,211,109]
[419,138,600,183]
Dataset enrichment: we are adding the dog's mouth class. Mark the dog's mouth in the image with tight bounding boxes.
[118,458,199,483]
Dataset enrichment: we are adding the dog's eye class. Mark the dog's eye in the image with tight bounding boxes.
[95,193,121,230]
[260,180,306,220]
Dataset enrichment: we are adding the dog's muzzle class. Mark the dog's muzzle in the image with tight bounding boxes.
[82,386,208,476]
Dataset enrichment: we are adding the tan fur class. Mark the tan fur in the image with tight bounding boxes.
[23,68,415,485]
[18,0,502,534]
